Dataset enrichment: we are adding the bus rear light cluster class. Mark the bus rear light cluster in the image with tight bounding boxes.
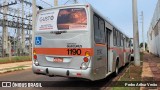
[80,51,90,69]
[33,50,39,66]
[84,51,90,62]
[33,50,37,60]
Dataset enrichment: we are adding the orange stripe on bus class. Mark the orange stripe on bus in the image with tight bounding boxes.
[33,48,94,56]
[95,44,106,47]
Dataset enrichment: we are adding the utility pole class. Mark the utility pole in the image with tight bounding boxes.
[141,11,145,52]
[22,0,25,55]
[16,8,20,56]
[8,41,11,61]
[132,0,140,66]
[2,0,8,57]
[54,0,58,6]
[28,13,31,58]
[32,0,37,56]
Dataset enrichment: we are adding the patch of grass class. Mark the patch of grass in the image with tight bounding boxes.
[111,66,142,90]
[0,65,28,71]
[0,56,31,64]
[113,61,142,90]
[120,62,142,81]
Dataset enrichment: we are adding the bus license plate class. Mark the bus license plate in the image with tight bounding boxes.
[53,57,63,63]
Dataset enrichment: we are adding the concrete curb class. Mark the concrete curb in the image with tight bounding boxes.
[0,65,32,74]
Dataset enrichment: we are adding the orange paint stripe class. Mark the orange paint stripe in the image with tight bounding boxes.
[109,47,131,53]
[95,44,106,47]
[33,48,94,56]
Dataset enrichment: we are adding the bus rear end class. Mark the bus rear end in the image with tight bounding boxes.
[32,5,93,80]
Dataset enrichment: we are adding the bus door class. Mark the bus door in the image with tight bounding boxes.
[106,28,111,73]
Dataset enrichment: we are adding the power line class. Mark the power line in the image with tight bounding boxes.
[38,0,53,7]
[64,0,78,5]
[0,1,17,8]
[64,0,70,5]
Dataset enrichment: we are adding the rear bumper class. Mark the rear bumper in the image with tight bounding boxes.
[32,64,94,80]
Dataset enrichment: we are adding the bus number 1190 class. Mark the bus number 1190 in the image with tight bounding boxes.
[67,49,81,55]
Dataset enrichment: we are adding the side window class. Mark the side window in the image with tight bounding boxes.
[116,31,119,46]
[121,34,123,46]
[125,37,127,47]
[118,32,121,46]
[116,30,118,46]
[94,15,105,44]
[99,18,105,43]
[113,28,116,46]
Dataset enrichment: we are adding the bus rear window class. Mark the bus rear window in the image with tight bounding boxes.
[57,8,87,30]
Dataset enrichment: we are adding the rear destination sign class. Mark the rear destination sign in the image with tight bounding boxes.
[37,10,59,30]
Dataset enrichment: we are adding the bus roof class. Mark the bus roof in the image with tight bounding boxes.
[90,4,130,38]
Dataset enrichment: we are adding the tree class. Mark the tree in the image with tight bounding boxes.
[140,42,147,49]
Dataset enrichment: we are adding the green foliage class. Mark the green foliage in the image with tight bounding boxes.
[139,42,147,48]
[0,56,31,64]
[0,66,28,71]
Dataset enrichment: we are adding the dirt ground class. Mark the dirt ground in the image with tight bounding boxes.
[141,52,160,90]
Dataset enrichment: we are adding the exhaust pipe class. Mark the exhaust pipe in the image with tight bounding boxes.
[66,70,69,76]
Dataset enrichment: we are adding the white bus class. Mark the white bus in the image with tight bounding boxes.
[32,4,131,81]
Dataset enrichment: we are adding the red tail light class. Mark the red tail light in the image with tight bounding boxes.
[83,57,88,62]
[34,55,37,59]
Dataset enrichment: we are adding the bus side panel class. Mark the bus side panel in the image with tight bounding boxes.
[90,8,107,80]
[93,46,107,80]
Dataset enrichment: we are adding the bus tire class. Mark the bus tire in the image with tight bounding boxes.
[114,60,119,76]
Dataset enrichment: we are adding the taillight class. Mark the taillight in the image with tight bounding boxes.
[34,55,37,60]
[33,50,37,59]
[80,51,90,69]
[85,51,90,56]
[33,50,39,66]
[33,50,36,55]
[83,57,88,62]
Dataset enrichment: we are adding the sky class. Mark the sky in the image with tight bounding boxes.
[43,0,158,43]
[0,0,158,44]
